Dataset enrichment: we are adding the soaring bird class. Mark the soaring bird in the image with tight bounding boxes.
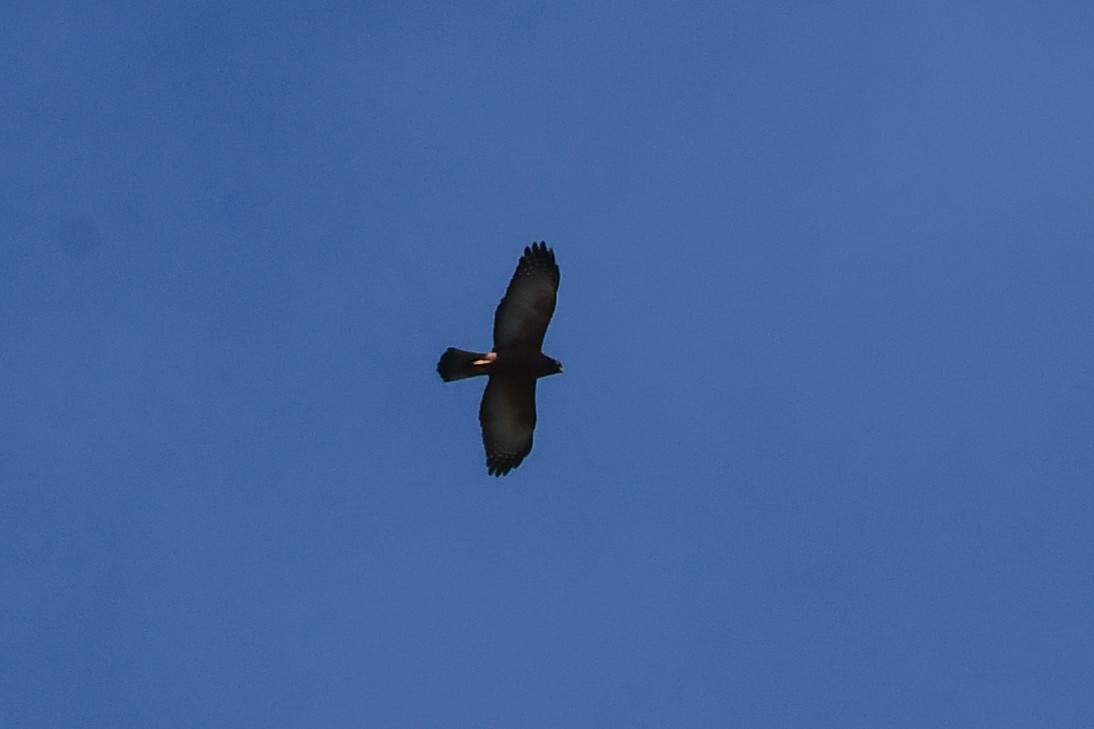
[437,242,562,476]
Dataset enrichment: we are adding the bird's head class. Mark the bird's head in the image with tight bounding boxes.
[538,354,564,377]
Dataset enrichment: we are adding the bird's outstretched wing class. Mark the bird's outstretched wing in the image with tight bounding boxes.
[493,242,560,352]
[479,376,537,476]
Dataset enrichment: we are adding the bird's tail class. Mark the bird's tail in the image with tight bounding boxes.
[437,348,488,382]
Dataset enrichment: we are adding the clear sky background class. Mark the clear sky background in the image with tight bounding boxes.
[3,3,1092,727]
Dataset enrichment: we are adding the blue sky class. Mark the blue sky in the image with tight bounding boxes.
[3,3,1092,726]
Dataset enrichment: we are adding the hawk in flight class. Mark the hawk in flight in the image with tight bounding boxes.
[437,242,563,476]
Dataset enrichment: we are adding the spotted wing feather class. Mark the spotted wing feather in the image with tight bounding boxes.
[479,376,537,476]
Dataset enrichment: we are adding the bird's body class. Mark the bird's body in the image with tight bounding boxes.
[437,242,562,476]
[437,348,560,381]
